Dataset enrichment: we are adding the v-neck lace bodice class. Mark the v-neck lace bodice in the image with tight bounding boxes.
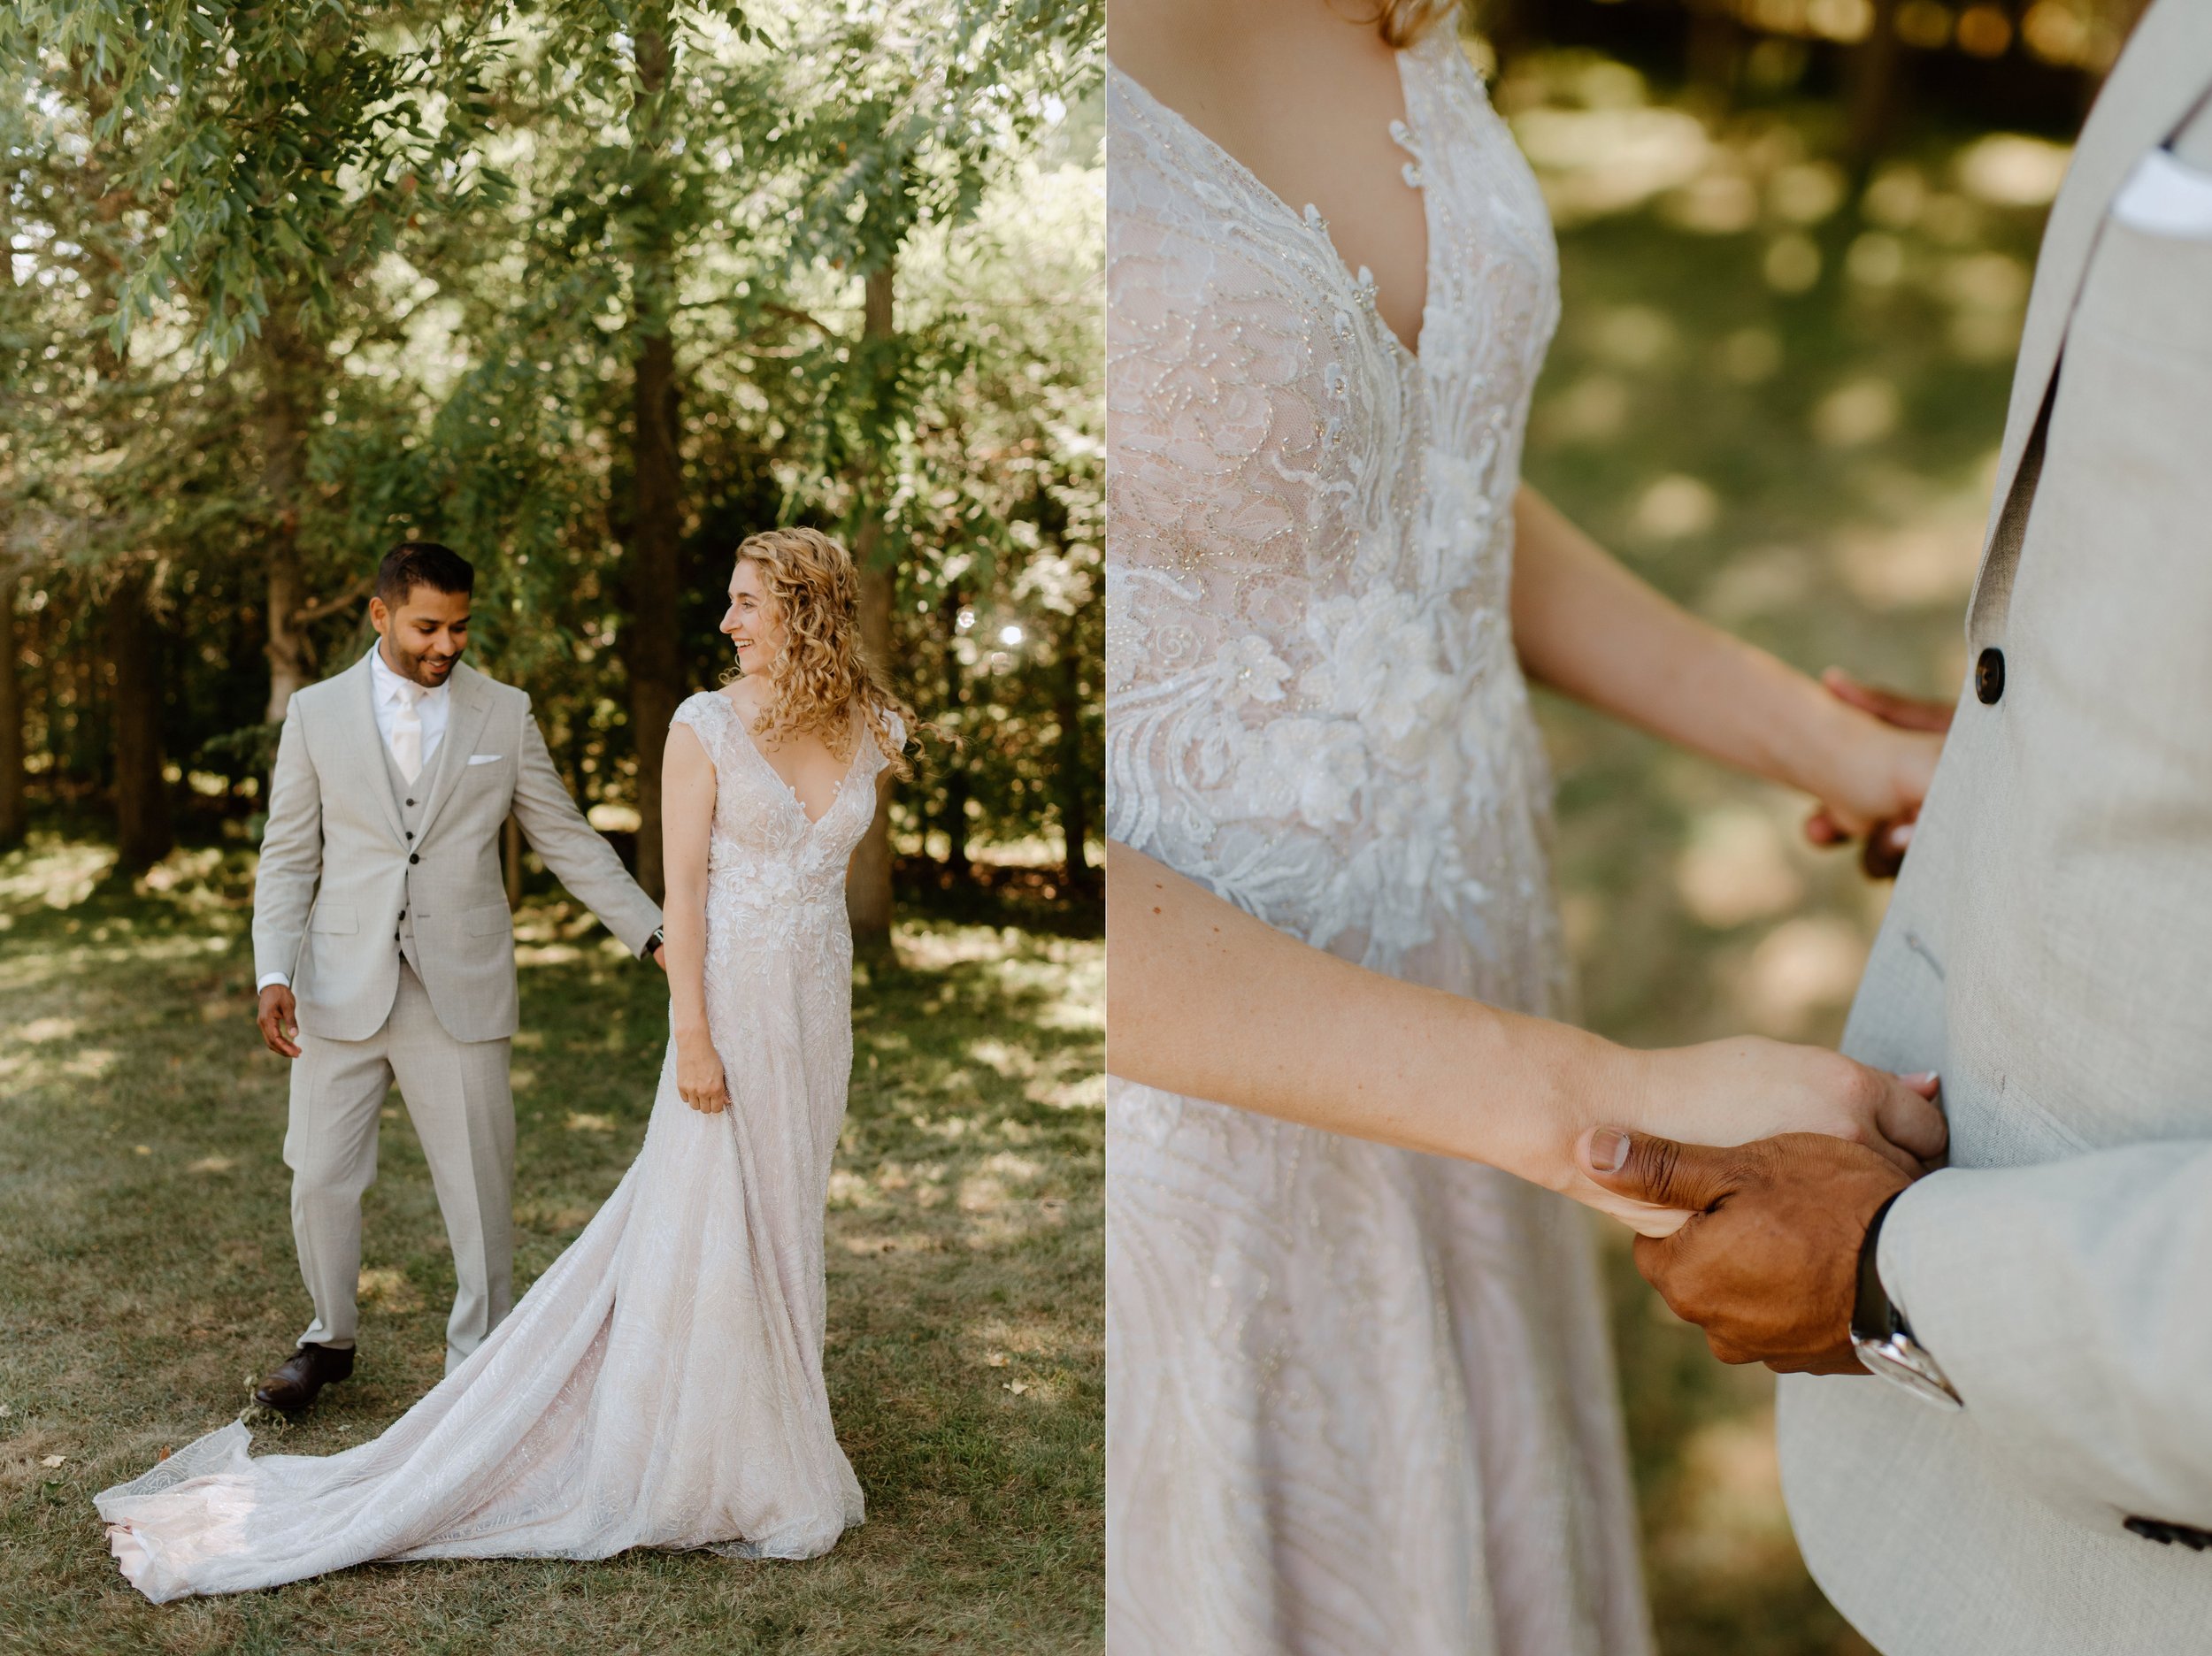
[1106,28,1566,985]
[671,692,892,961]
[719,694,864,829]
[1112,51,1438,360]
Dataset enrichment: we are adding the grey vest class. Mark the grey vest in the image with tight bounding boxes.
[379,732,433,979]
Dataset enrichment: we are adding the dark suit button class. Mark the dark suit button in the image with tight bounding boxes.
[405,798,416,807]
[409,853,419,864]
[2125,1516,2212,1550]
[1975,647,2005,705]
[405,831,414,840]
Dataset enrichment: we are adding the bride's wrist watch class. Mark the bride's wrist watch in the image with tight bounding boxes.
[1849,1190,1963,1410]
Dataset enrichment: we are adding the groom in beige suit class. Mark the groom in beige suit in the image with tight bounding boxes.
[251,542,664,1410]
[1581,3,2212,1650]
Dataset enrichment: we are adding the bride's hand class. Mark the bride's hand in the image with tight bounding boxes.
[1801,669,1953,875]
[1559,1039,1944,1237]
[676,1038,732,1115]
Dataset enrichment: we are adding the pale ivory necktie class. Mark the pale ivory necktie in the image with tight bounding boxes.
[390,680,425,784]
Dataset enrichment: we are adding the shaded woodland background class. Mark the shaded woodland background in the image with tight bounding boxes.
[1,0,1103,934]
[1485,0,2147,1650]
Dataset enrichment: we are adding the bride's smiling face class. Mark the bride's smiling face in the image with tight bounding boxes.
[720,556,788,676]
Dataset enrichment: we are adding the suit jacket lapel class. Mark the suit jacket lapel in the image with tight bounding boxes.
[414,662,494,845]
[344,648,410,847]
[1974,0,2212,572]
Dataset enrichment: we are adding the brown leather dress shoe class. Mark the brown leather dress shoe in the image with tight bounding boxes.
[253,1343,356,1413]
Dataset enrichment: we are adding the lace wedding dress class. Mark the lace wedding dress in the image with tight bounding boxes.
[96,690,884,1601]
[1107,28,1653,1656]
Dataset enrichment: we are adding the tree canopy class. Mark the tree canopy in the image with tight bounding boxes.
[2,0,1104,920]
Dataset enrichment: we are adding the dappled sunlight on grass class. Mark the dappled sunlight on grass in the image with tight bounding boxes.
[1954,132,2070,205]
[1729,914,1871,1037]
[0,840,1101,1652]
[1674,806,1807,929]
[0,837,117,908]
[1830,510,1985,608]
[1652,1407,1800,1583]
[355,1266,423,1314]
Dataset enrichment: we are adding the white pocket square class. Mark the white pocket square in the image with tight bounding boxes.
[466,753,503,766]
[2112,148,2212,241]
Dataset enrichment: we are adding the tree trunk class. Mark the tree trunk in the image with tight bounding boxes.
[845,262,900,948]
[260,309,316,721]
[937,585,970,878]
[1843,0,1905,184]
[109,564,173,871]
[621,12,686,902]
[1054,609,1094,896]
[0,569,25,848]
[625,326,684,901]
[1474,0,1532,73]
[1685,0,1742,112]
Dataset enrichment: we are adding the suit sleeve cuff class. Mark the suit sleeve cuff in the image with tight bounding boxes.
[257,971,291,991]
[1874,1172,1942,1339]
[1866,1144,2212,1524]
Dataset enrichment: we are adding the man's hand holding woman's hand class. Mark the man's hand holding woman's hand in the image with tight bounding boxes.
[1577,1125,1919,1375]
[1561,1039,1943,1237]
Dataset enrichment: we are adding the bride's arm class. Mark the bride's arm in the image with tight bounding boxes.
[1509,486,1940,839]
[1109,841,1621,1176]
[661,724,730,1114]
[1107,841,1943,1233]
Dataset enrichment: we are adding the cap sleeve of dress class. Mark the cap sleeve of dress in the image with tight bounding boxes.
[670,691,728,750]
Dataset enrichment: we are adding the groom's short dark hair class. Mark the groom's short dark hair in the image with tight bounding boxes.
[377,541,474,609]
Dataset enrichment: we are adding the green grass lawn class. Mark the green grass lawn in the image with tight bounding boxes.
[0,834,1102,1655]
[1509,46,2059,1656]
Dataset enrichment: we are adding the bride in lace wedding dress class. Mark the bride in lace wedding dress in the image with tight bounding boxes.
[1107,3,1951,1652]
[96,529,907,1601]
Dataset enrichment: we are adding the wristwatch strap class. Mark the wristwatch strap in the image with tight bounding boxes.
[1849,1187,1963,1410]
[1852,1189,1910,1343]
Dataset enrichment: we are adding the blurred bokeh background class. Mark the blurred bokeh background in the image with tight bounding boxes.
[1477,0,2143,1649]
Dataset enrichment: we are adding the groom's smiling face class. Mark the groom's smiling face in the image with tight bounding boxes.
[371,584,472,688]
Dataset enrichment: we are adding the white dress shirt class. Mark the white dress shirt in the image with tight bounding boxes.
[258,645,450,993]
[368,640,450,770]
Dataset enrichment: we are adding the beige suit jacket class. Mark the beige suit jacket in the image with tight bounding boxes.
[251,649,662,1043]
[1778,4,2212,1650]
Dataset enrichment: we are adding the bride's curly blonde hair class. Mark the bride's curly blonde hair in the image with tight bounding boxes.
[726,526,918,781]
[1355,0,1458,46]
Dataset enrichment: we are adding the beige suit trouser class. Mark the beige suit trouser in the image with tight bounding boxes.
[284,960,516,1373]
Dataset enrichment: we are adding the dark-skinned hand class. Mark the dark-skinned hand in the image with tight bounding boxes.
[257,984,303,1059]
[1575,1126,1917,1375]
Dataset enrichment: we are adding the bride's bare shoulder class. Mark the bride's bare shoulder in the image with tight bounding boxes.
[718,679,768,721]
